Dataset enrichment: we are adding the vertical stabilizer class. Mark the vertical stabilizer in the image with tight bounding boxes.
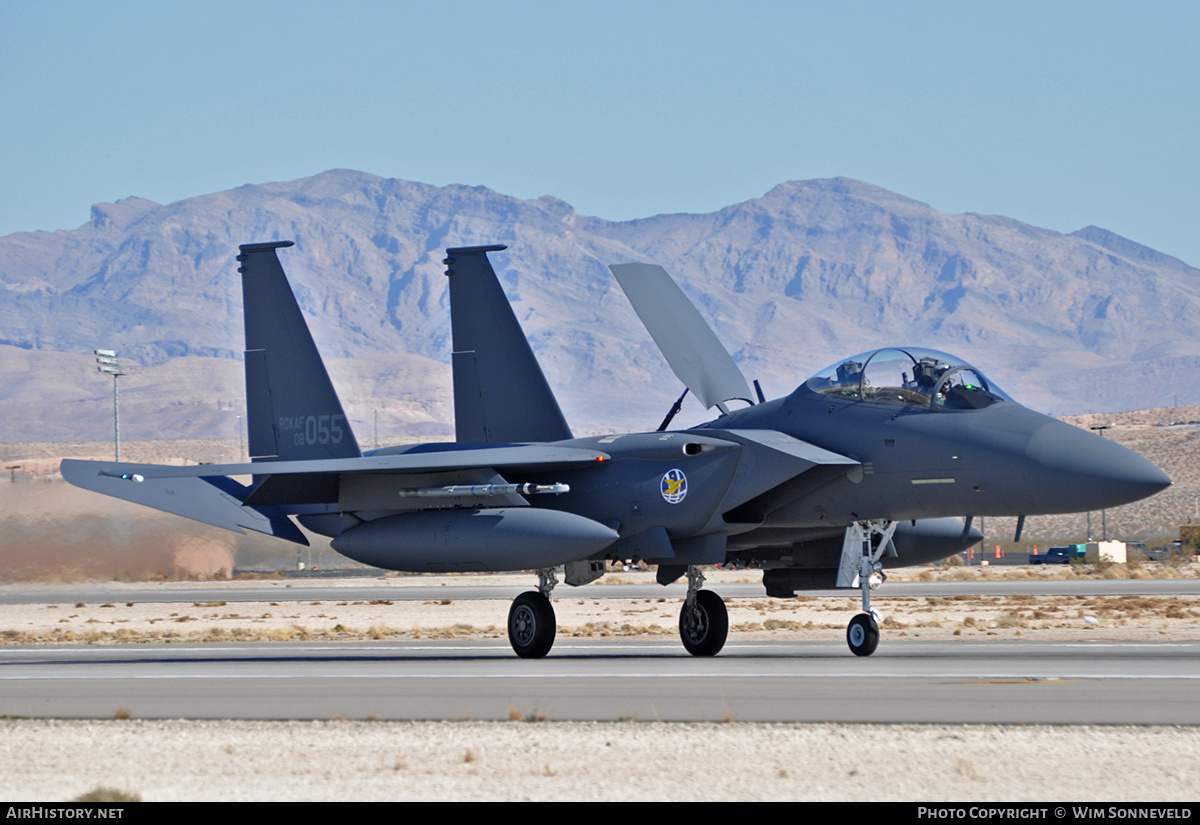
[444,245,572,443]
[239,241,362,462]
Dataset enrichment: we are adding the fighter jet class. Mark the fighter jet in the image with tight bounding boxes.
[62,241,1172,658]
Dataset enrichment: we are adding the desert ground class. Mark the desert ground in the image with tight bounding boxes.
[3,568,1200,802]
[2,565,1200,647]
[5,718,1198,802]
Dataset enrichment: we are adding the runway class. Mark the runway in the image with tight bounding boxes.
[2,638,1197,724]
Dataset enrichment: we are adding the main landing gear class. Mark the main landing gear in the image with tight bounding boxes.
[837,520,897,657]
[679,566,728,657]
[507,564,731,659]
[508,568,558,659]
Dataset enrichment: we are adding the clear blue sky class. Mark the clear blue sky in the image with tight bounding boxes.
[3,1,1198,265]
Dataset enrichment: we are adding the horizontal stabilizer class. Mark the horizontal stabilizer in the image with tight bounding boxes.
[610,263,753,413]
[61,459,308,544]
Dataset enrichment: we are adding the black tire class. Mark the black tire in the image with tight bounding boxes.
[846,613,880,657]
[508,591,556,659]
[679,590,729,657]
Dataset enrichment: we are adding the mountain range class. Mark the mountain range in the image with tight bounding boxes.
[1,170,1197,444]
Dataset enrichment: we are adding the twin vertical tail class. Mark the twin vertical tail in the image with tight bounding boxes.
[445,245,572,444]
[238,242,362,462]
[238,241,567,456]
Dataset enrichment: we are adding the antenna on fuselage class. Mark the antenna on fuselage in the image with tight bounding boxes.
[657,388,690,432]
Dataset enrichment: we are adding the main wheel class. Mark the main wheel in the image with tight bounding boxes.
[508,591,556,659]
[846,613,880,657]
[679,590,729,657]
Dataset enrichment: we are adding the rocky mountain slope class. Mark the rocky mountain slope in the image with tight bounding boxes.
[1,170,1196,442]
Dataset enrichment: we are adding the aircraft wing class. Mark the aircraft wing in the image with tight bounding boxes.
[60,459,309,544]
[610,262,753,413]
[62,444,611,519]
[71,444,611,482]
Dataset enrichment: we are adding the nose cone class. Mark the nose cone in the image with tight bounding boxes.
[1025,420,1172,511]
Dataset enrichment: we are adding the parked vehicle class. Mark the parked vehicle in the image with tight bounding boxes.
[1146,541,1185,560]
[1029,546,1077,565]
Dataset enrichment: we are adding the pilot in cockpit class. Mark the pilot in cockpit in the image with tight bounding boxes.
[910,358,944,394]
[835,360,863,388]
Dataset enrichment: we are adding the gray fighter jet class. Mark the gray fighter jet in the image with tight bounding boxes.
[62,242,1171,658]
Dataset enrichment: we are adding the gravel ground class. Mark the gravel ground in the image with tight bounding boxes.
[4,567,1199,646]
[4,569,1200,801]
[4,719,1200,802]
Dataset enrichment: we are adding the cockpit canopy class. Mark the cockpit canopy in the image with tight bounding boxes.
[803,347,1012,410]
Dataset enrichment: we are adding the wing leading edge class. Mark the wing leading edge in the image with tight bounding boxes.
[66,443,610,482]
[60,443,611,535]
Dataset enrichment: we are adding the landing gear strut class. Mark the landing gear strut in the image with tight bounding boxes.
[508,568,558,659]
[679,566,728,657]
[837,520,896,657]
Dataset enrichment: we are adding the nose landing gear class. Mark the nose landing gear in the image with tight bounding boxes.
[837,520,896,657]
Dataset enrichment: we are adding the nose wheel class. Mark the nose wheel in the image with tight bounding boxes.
[846,612,879,657]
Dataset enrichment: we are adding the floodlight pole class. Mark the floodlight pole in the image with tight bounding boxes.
[95,349,125,462]
[1090,425,1111,540]
[236,414,245,461]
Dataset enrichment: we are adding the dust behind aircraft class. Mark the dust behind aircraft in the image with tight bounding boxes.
[63,242,1171,658]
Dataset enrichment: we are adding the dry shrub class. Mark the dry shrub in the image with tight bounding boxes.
[73,787,140,802]
[763,619,806,631]
[944,568,980,581]
[995,612,1027,628]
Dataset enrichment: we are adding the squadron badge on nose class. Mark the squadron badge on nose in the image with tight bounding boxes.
[661,468,687,504]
